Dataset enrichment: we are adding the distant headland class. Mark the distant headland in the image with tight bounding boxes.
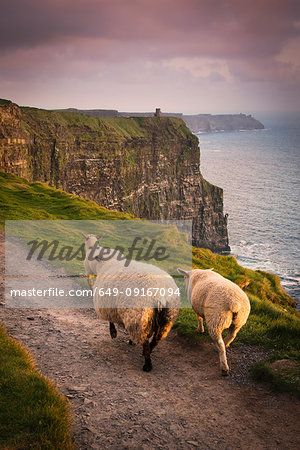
[61,107,265,133]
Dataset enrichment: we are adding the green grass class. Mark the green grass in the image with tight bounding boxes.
[0,171,133,223]
[21,107,147,140]
[251,358,300,399]
[18,104,193,143]
[0,97,193,143]
[0,324,73,449]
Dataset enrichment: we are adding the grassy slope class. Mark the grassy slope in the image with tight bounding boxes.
[0,324,73,449]
[0,172,133,222]
[0,171,299,408]
[19,105,193,142]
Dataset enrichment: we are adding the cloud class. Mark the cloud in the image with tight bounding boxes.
[162,57,232,81]
[1,0,299,56]
[0,0,299,110]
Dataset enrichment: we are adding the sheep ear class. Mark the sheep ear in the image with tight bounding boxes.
[206,268,214,271]
[81,233,88,239]
[177,268,190,278]
[96,234,103,239]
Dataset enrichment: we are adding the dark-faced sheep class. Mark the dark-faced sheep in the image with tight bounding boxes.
[83,234,180,371]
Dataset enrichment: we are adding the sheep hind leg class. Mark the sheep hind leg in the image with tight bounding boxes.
[88,274,94,289]
[150,335,157,352]
[150,320,173,353]
[142,340,152,372]
[197,315,205,333]
[150,309,173,353]
[109,322,117,339]
[212,335,229,376]
[224,323,239,348]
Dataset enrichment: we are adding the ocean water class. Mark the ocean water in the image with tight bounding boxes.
[197,113,300,307]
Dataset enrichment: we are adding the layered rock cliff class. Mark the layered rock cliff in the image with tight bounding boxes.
[0,99,230,252]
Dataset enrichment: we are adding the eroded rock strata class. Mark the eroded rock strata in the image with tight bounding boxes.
[0,100,229,252]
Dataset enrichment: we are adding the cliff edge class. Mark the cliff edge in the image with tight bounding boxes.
[61,107,264,133]
[0,99,229,252]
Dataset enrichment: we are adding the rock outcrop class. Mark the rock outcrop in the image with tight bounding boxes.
[0,100,230,252]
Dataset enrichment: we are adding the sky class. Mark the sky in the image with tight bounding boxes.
[0,0,300,114]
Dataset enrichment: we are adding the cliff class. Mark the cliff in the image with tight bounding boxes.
[0,99,229,252]
[61,107,264,133]
[183,113,264,133]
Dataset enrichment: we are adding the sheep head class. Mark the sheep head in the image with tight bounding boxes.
[81,233,103,250]
[178,268,192,291]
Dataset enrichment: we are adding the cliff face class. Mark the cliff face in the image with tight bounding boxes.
[0,100,229,252]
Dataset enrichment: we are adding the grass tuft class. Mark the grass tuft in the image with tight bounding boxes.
[251,359,300,398]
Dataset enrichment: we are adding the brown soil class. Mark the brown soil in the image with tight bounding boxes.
[1,233,299,449]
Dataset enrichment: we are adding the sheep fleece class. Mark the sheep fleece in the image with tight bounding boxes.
[188,270,250,334]
[93,258,180,344]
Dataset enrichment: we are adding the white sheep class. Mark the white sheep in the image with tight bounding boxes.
[82,234,180,371]
[178,268,250,376]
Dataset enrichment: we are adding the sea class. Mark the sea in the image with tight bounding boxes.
[196,113,300,308]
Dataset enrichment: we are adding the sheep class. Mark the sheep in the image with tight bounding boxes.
[178,268,250,376]
[82,233,106,288]
[82,233,180,371]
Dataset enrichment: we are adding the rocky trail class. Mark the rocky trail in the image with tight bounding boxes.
[1,235,299,449]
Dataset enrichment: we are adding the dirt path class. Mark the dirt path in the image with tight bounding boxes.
[1,235,299,449]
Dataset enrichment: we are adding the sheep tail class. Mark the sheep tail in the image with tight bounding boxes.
[232,311,238,323]
[227,298,242,328]
[230,297,248,328]
[230,298,242,314]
